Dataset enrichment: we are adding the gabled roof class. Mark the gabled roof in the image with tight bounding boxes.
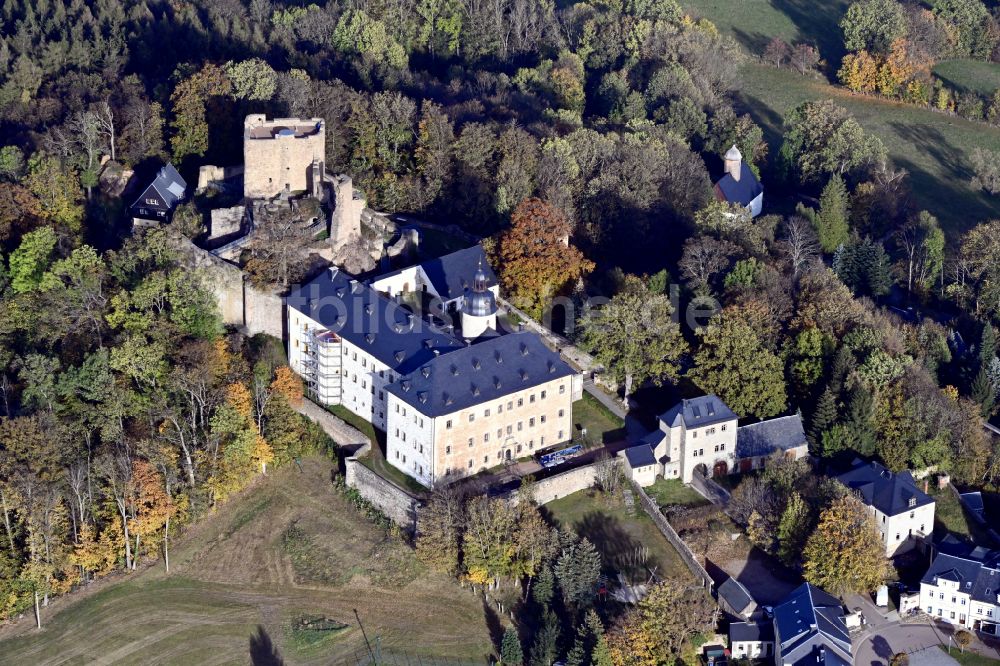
[773,583,852,666]
[659,395,738,429]
[836,460,934,516]
[730,621,774,643]
[287,267,465,375]
[130,163,187,210]
[922,553,1000,606]
[736,415,807,459]
[714,163,762,207]
[421,245,497,302]
[623,444,656,468]
[718,576,756,616]
[385,332,575,417]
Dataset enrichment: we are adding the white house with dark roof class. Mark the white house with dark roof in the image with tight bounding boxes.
[624,395,808,486]
[836,460,935,557]
[920,551,1000,632]
[286,249,581,488]
[713,145,763,218]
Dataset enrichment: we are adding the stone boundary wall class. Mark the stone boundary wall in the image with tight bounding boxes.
[530,464,599,505]
[631,480,714,590]
[345,457,422,534]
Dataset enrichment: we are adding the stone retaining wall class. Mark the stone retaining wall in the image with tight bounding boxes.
[345,457,422,534]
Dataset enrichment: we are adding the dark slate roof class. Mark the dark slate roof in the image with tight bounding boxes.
[719,577,756,615]
[774,583,852,666]
[921,553,1000,606]
[386,332,575,417]
[836,461,934,517]
[736,415,807,459]
[659,395,738,429]
[623,444,656,468]
[287,267,465,375]
[730,621,774,643]
[421,245,497,302]
[714,163,762,207]
[130,163,187,209]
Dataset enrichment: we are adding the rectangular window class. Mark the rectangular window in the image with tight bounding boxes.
[446,420,453,429]
[485,409,490,417]
[498,404,504,413]
[530,394,535,403]
[529,418,535,427]
[517,398,523,407]
[468,459,473,469]
[558,430,563,439]
[692,431,697,439]
[508,401,513,410]
[497,429,502,438]
[540,436,545,446]
[379,391,384,401]
[469,413,475,422]
[721,424,727,431]
[559,384,565,394]
[483,456,487,463]
[484,433,490,442]
[507,425,512,435]
[541,390,547,399]
[468,438,474,447]
[518,422,523,431]
[720,443,726,451]
[446,446,451,454]
[541,415,546,424]
[558,409,565,417]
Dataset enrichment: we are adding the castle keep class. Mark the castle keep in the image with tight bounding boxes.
[243,115,325,199]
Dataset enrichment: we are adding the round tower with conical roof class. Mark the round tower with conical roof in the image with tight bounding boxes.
[461,262,498,339]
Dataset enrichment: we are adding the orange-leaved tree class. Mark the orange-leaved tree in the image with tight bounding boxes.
[271,365,303,408]
[498,197,593,319]
[132,459,174,571]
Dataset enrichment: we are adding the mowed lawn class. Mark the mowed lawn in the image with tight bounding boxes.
[544,489,692,584]
[573,392,627,447]
[0,457,492,665]
[737,64,1000,235]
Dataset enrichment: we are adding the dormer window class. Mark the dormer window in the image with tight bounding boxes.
[908,497,917,508]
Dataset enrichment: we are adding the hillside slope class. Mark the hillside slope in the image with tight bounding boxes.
[0,457,492,666]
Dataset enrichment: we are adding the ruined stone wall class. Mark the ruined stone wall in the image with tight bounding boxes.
[181,241,284,339]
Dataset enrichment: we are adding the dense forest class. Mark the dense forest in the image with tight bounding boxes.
[2,0,1000,656]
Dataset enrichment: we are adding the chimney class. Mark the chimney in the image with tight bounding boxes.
[724,145,743,182]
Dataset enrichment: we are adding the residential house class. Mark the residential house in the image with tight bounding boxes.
[730,621,774,660]
[727,583,852,666]
[836,460,935,557]
[773,583,853,666]
[128,163,187,225]
[920,551,1000,634]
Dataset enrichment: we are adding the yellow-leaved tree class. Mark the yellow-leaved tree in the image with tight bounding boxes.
[803,494,889,594]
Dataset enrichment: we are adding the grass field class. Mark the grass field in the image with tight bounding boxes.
[0,457,492,665]
[644,479,710,508]
[934,59,1000,96]
[573,392,626,447]
[544,489,691,583]
[683,0,851,63]
[737,64,1000,234]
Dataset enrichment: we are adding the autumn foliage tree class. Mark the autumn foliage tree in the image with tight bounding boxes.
[803,494,889,594]
[169,64,232,160]
[498,197,594,318]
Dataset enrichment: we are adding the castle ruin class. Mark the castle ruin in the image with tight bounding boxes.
[243,115,325,199]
